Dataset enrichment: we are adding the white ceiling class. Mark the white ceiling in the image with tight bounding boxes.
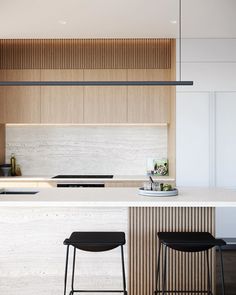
[0,0,235,39]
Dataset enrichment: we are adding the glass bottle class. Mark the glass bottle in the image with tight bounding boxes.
[10,153,16,176]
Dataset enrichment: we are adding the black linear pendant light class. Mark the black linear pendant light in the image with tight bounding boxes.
[0,0,193,87]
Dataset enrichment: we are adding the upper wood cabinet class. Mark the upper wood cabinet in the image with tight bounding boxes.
[128,87,170,123]
[127,70,171,123]
[40,70,83,123]
[0,39,175,125]
[84,70,127,123]
[0,69,172,124]
[5,87,40,123]
[3,70,40,123]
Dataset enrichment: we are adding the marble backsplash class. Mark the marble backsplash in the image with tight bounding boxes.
[6,126,167,176]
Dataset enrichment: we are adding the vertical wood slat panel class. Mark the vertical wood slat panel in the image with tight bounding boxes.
[129,207,215,295]
[0,39,173,69]
[0,124,5,163]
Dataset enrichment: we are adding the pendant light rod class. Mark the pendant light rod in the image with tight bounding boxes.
[0,81,193,86]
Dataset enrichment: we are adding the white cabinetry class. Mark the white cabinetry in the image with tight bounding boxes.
[176,92,210,186]
[176,38,236,237]
[215,92,236,237]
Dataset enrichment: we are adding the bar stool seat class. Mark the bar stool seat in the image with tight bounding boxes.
[155,232,226,295]
[64,231,125,252]
[63,231,127,295]
[158,232,226,252]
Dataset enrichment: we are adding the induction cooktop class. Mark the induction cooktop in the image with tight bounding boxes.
[52,175,114,179]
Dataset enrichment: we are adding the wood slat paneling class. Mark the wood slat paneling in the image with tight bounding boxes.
[0,39,172,69]
[129,207,215,295]
[0,124,5,164]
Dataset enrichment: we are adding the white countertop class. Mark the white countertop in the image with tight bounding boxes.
[0,187,236,207]
[0,175,175,182]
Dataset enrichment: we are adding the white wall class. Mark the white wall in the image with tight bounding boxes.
[176,38,236,237]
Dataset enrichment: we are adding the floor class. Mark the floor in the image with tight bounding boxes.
[216,250,236,295]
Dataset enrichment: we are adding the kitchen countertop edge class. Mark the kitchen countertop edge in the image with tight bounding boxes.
[0,187,236,207]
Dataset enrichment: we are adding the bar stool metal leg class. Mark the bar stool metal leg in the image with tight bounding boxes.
[121,245,127,295]
[64,245,70,295]
[71,247,77,294]
[155,241,162,294]
[218,246,225,295]
[162,245,167,295]
[206,250,212,295]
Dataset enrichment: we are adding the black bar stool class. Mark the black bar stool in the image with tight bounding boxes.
[63,231,127,295]
[154,232,226,295]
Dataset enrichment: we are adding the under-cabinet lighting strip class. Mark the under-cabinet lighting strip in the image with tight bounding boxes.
[0,81,193,86]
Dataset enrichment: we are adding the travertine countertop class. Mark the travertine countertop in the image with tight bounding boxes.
[0,187,236,207]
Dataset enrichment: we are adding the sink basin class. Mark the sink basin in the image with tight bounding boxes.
[0,189,39,195]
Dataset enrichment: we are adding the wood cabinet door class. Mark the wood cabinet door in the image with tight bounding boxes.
[127,69,171,123]
[4,70,41,123]
[5,87,40,123]
[84,70,127,123]
[128,87,170,123]
[40,70,84,123]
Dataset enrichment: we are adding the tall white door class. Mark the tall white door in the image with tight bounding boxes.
[215,92,236,237]
[176,92,210,186]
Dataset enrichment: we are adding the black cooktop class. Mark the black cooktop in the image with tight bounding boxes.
[52,175,114,179]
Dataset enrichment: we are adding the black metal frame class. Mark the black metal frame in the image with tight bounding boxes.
[154,242,225,295]
[64,244,127,295]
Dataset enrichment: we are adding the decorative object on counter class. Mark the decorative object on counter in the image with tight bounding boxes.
[139,187,178,197]
[10,153,16,176]
[147,158,168,176]
[162,183,172,191]
[0,164,11,177]
[141,177,177,196]
[148,176,161,191]
[154,158,168,176]
[15,165,22,176]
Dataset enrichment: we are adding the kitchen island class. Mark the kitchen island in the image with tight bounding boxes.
[0,187,236,295]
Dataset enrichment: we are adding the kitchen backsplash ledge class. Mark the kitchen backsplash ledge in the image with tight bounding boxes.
[6,126,167,176]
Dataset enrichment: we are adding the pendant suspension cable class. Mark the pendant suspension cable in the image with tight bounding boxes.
[179,0,182,81]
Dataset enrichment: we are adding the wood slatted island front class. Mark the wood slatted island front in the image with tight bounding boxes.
[0,187,235,295]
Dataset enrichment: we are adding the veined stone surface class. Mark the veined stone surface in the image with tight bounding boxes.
[0,207,128,295]
[6,126,167,176]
